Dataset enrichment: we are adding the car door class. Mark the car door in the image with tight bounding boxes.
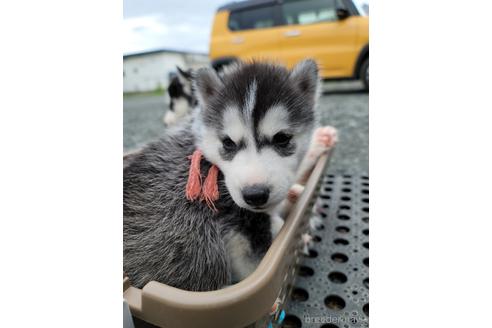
[277,0,359,78]
[225,4,283,61]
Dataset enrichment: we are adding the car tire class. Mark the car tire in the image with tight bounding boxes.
[360,58,369,91]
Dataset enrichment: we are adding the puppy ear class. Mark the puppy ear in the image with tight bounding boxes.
[290,59,319,96]
[176,66,193,81]
[193,67,223,107]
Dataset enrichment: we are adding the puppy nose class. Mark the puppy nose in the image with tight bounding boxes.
[242,184,270,207]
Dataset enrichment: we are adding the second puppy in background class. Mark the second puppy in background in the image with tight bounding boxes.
[163,67,197,126]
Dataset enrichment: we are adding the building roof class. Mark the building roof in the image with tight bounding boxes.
[217,0,278,12]
[123,48,208,59]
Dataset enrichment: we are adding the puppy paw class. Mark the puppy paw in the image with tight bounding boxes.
[308,126,338,159]
[271,214,285,238]
[309,215,324,231]
[301,233,314,255]
[287,183,305,203]
[315,126,338,148]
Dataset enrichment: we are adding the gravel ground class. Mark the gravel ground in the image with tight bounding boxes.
[318,81,368,175]
[123,93,168,152]
[123,81,368,174]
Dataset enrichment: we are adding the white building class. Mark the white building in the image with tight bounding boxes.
[123,49,209,93]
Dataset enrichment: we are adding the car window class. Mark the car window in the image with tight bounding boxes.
[228,5,276,31]
[353,0,369,15]
[282,0,337,25]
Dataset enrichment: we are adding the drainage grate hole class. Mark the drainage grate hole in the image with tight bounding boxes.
[362,189,369,195]
[321,325,339,328]
[363,228,369,236]
[335,226,350,234]
[362,198,369,203]
[339,205,351,210]
[328,271,348,284]
[324,295,346,310]
[363,303,369,316]
[317,224,325,230]
[304,249,318,258]
[342,188,352,193]
[281,314,302,328]
[362,217,369,223]
[363,242,369,249]
[340,196,351,201]
[352,290,358,295]
[362,207,369,213]
[326,181,333,185]
[343,181,351,185]
[363,278,369,289]
[324,187,332,192]
[363,258,369,267]
[362,176,369,180]
[337,214,350,221]
[320,212,327,218]
[313,235,322,242]
[322,204,329,208]
[320,195,331,200]
[298,265,314,277]
[353,267,358,271]
[331,253,348,263]
[291,287,309,302]
[334,238,349,246]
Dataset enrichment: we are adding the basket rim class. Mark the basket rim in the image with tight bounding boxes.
[124,150,332,327]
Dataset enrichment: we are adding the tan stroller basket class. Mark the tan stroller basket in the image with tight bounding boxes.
[124,151,332,328]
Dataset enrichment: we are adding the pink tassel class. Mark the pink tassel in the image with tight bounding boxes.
[186,150,203,201]
[186,149,220,212]
[202,165,220,212]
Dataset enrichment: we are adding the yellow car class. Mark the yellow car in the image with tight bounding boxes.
[210,0,369,89]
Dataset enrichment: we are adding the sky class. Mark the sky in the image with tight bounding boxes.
[123,0,227,55]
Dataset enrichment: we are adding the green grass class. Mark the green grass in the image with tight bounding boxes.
[124,88,166,98]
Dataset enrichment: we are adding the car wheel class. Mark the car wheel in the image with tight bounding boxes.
[360,58,369,91]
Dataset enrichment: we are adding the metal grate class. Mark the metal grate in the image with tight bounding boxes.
[281,175,369,328]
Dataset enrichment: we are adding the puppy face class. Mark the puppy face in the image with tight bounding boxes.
[193,60,319,212]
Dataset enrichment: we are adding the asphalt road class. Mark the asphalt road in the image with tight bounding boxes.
[123,81,368,175]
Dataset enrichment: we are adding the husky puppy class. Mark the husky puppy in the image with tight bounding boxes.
[124,60,336,291]
[163,67,197,126]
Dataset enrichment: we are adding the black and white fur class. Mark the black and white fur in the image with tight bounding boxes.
[124,60,329,291]
[163,67,197,126]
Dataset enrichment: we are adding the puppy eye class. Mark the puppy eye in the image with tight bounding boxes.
[222,137,237,151]
[272,132,292,147]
